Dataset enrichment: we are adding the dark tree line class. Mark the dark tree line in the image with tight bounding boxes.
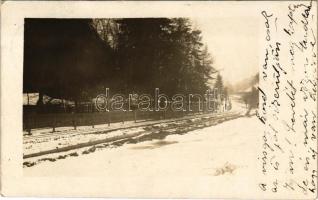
[24,19,114,107]
[24,18,218,110]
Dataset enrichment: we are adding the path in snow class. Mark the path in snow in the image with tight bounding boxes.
[24,95,247,157]
[24,114,263,198]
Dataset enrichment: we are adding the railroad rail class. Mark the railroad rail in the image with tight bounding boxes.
[23,111,243,159]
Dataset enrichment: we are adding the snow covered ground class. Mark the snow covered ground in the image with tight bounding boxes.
[24,115,262,197]
[25,114,261,173]
[23,95,249,160]
[23,94,247,157]
[23,111,238,157]
[23,95,264,197]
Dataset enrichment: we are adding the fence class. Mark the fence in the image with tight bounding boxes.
[23,101,227,133]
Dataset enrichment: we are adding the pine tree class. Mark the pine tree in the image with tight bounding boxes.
[214,73,224,98]
[24,18,219,110]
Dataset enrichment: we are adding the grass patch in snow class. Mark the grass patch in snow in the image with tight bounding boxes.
[214,162,237,176]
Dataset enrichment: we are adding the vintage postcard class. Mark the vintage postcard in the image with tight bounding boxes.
[0,1,317,199]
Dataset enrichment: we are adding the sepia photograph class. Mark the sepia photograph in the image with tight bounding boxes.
[0,1,317,199]
[22,17,260,174]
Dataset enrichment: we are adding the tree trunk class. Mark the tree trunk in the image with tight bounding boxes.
[75,100,78,113]
[37,92,43,106]
[27,93,30,105]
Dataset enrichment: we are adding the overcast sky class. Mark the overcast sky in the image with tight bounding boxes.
[194,17,259,85]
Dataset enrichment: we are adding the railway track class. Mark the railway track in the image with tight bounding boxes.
[23,111,243,159]
[24,111,238,140]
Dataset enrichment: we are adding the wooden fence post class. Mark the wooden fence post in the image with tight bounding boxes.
[108,112,111,126]
[52,115,56,132]
[134,110,137,123]
[73,113,77,130]
[27,115,31,135]
[33,115,37,130]
[92,114,95,128]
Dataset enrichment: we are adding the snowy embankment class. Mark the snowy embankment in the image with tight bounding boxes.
[24,115,262,198]
[23,111,242,166]
[23,96,264,197]
[23,95,251,165]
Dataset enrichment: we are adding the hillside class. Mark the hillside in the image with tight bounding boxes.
[226,73,259,94]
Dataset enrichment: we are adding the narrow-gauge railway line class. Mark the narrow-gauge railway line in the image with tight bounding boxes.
[24,111,243,159]
[24,111,239,141]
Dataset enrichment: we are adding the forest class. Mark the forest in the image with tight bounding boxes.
[23,18,222,111]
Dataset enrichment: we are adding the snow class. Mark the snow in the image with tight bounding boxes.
[23,111,241,157]
[23,93,74,105]
[22,95,267,198]
[242,82,259,93]
[23,126,145,155]
[24,115,262,197]
[23,93,39,105]
[23,95,248,158]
